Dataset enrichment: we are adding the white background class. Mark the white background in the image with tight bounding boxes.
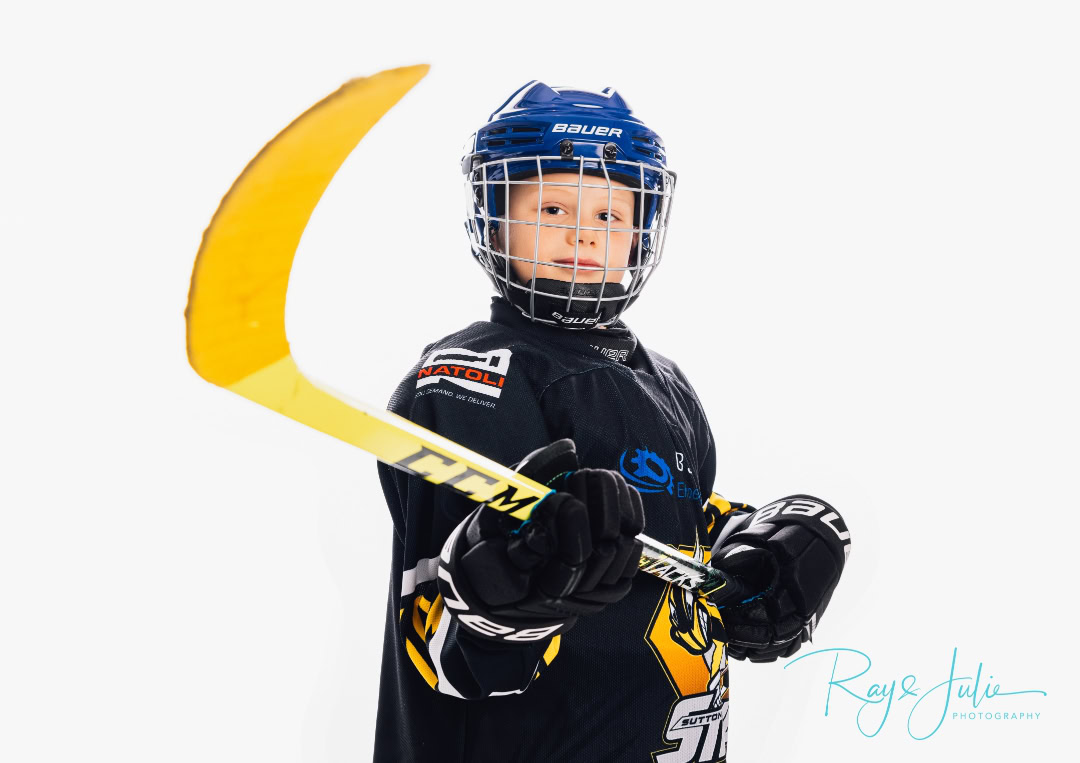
[2,1,1077,760]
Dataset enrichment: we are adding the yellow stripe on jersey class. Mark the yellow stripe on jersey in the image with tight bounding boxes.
[405,639,438,689]
[412,596,429,642]
[425,595,444,636]
[543,635,561,666]
[707,492,736,516]
[408,593,447,645]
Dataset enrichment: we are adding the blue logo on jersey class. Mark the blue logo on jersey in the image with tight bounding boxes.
[619,447,674,495]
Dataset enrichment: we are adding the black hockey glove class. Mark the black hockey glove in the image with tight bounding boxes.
[708,495,850,663]
[437,438,646,643]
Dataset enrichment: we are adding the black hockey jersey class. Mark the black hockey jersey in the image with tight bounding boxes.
[374,296,750,762]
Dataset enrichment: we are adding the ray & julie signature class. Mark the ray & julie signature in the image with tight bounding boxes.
[784,646,1046,739]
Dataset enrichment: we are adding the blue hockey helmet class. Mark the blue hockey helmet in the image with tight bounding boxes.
[461,81,676,330]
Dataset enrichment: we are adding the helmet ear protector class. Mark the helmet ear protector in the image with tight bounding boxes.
[461,82,676,330]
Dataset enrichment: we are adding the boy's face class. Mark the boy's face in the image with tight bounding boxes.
[498,172,638,285]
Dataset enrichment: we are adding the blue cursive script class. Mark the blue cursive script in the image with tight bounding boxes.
[784,647,1046,740]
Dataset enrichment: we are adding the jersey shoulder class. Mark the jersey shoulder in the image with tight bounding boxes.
[387,319,590,417]
[641,345,699,397]
[394,319,612,408]
[382,319,569,480]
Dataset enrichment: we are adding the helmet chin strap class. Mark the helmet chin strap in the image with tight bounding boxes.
[505,274,629,329]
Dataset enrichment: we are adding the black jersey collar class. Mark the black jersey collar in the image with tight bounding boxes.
[489,296,639,365]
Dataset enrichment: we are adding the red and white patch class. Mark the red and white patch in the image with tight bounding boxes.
[416,347,512,399]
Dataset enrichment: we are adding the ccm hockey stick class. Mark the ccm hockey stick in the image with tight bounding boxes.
[184,65,740,601]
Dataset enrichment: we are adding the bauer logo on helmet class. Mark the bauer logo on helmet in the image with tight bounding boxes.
[551,123,624,137]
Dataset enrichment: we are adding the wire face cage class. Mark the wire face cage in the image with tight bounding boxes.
[463,151,677,329]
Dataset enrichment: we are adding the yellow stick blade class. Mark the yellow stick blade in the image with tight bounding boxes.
[186,65,430,386]
[183,65,552,520]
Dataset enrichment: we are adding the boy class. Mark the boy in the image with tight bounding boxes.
[374,81,850,762]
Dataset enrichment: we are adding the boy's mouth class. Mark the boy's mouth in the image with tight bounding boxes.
[552,257,603,267]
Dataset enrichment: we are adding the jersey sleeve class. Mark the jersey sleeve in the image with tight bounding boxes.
[377,341,561,700]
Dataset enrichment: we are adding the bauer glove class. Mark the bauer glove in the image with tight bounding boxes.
[437,438,645,643]
[708,494,850,662]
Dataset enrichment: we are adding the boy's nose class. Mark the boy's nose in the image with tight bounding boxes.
[567,223,600,246]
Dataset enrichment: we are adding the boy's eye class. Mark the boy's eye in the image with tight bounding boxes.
[540,205,566,216]
[598,211,621,222]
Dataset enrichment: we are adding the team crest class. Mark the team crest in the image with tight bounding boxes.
[619,447,675,495]
[646,543,729,763]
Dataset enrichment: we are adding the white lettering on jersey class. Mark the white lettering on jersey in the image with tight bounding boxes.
[657,692,728,763]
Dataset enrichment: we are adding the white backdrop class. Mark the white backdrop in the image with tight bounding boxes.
[2,1,1077,761]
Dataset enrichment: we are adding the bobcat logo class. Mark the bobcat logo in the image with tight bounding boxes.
[646,544,729,763]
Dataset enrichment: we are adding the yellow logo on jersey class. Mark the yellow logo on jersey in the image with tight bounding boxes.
[645,543,730,763]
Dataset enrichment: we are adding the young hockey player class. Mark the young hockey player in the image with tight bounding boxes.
[374,81,851,762]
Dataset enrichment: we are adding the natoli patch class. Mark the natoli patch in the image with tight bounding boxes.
[416,347,512,399]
